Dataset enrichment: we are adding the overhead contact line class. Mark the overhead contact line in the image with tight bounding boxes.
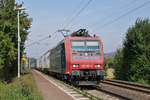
[93,0,150,33]
[63,0,93,29]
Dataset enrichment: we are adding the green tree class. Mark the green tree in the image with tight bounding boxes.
[0,32,16,80]
[114,49,123,80]
[0,0,32,81]
[114,18,150,84]
[104,56,114,71]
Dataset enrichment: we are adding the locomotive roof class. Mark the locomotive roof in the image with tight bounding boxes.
[70,29,91,37]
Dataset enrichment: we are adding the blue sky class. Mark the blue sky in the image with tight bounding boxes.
[21,0,150,58]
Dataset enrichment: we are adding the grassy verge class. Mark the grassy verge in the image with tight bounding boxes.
[0,69,42,100]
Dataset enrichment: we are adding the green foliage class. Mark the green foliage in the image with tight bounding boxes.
[114,49,124,80]
[0,0,32,81]
[104,56,114,67]
[0,70,42,100]
[0,32,16,80]
[104,56,114,75]
[114,18,150,84]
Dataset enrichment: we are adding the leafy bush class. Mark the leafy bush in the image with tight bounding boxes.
[114,18,150,84]
[114,49,124,80]
[104,56,114,70]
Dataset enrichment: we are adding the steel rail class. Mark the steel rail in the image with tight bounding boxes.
[102,79,150,94]
[92,85,132,100]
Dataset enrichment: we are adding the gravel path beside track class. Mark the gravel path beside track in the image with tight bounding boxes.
[32,70,90,100]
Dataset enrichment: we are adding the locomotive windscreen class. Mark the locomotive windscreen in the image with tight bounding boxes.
[86,40,100,50]
[71,40,101,56]
[71,40,85,51]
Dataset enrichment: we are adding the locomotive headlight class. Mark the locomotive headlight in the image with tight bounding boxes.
[73,64,76,67]
[73,64,79,68]
[95,64,101,68]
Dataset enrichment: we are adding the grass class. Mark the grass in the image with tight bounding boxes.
[0,69,42,100]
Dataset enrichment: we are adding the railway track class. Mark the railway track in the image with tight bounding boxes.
[103,79,150,94]
[95,79,150,100]
[82,79,150,100]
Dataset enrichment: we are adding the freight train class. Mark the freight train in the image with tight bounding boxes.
[36,29,105,85]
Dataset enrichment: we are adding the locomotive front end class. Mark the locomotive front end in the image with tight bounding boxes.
[65,34,105,85]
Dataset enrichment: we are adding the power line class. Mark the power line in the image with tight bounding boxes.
[50,1,85,41]
[61,0,85,28]
[63,0,93,29]
[93,0,150,33]
[25,29,62,48]
[25,0,93,49]
[49,0,93,42]
[25,34,51,47]
[26,0,86,55]
[89,0,141,29]
[119,0,140,10]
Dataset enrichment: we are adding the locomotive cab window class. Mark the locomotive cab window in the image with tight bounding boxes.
[86,40,100,51]
[71,40,85,51]
[71,40,101,56]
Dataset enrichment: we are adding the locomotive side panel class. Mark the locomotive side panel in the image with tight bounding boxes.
[50,43,66,74]
[61,43,66,73]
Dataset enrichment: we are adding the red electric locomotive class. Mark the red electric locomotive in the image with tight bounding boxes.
[67,29,105,85]
[48,29,105,85]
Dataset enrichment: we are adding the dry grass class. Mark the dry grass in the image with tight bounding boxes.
[106,68,115,79]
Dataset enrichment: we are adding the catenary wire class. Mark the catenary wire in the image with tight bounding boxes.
[63,0,93,29]
[92,0,150,33]
[49,0,93,42]
[61,0,85,28]
[26,0,93,47]
[49,1,85,42]
[88,0,141,29]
